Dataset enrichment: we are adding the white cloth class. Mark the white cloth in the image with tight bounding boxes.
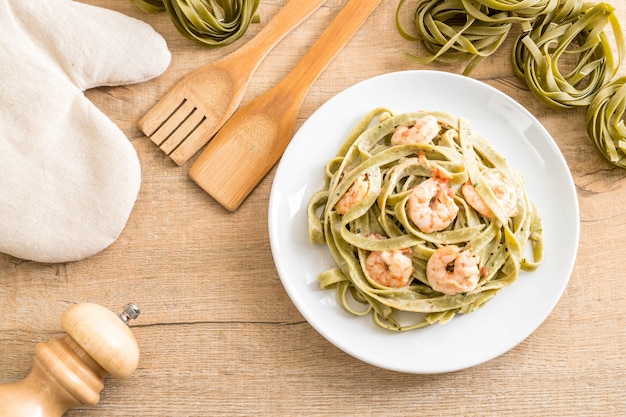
[1,0,171,263]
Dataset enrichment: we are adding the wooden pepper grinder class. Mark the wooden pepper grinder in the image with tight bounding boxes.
[0,302,141,416]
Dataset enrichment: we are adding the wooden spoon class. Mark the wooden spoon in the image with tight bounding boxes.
[189,0,382,211]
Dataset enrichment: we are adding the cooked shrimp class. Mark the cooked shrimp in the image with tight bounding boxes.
[462,168,518,219]
[416,151,452,181]
[426,245,480,295]
[365,234,413,288]
[335,174,369,215]
[407,178,459,233]
[390,115,439,146]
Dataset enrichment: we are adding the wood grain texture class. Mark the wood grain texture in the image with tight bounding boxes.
[1,0,625,415]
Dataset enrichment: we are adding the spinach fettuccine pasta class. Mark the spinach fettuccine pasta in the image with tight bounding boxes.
[586,76,626,168]
[395,0,559,76]
[512,1,625,109]
[307,109,544,331]
[132,0,260,47]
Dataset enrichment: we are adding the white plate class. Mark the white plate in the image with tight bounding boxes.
[268,70,579,374]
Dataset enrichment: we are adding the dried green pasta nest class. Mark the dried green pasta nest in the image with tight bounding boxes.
[396,0,513,75]
[512,2,625,109]
[586,76,626,167]
[396,0,559,75]
[132,0,260,47]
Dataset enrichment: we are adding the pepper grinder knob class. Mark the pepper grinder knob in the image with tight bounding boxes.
[0,302,141,417]
[62,302,140,379]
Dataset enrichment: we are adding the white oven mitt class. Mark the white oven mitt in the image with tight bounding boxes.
[1,0,171,263]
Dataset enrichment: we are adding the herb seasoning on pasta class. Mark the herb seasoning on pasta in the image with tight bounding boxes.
[307,109,544,331]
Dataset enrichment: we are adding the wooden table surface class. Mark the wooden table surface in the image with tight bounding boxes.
[2,1,625,415]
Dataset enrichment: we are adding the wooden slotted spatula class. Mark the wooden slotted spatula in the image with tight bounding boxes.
[189,0,382,211]
[138,0,327,166]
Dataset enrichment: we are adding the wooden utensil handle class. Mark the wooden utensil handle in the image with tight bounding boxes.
[278,0,382,97]
[232,0,328,65]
